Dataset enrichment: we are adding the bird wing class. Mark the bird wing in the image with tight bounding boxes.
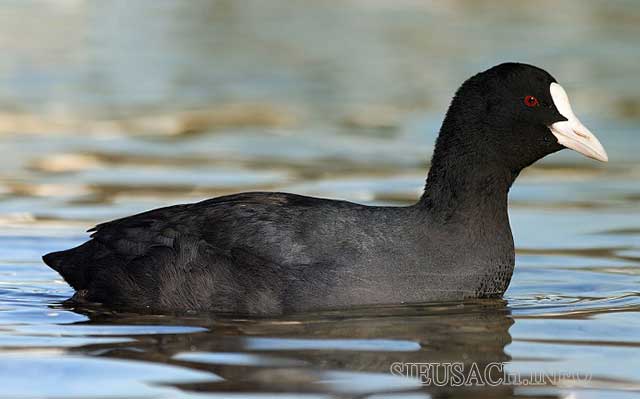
[86,191,322,264]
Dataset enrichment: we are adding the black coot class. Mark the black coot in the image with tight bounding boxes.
[43,63,608,315]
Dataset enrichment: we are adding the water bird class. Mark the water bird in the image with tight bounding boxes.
[43,63,608,315]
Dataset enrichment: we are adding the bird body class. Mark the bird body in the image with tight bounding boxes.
[43,63,608,315]
[45,191,514,314]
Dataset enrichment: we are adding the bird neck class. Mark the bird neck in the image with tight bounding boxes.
[418,127,520,222]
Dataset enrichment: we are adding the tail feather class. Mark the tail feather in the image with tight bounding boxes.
[42,241,98,290]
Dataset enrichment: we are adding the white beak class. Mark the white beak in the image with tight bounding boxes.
[549,83,608,162]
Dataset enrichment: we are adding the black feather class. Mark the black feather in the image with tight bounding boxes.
[43,63,569,315]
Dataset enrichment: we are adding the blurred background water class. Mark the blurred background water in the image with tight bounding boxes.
[0,1,639,398]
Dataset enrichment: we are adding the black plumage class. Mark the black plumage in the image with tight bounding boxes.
[43,63,604,315]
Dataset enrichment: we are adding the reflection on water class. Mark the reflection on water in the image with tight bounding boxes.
[0,1,639,398]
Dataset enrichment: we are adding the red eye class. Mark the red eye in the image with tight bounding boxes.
[524,95,539,107]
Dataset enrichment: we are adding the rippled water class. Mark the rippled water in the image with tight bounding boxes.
[1,1,639,398]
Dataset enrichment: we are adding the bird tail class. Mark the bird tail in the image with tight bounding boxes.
[42,241,98,291]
